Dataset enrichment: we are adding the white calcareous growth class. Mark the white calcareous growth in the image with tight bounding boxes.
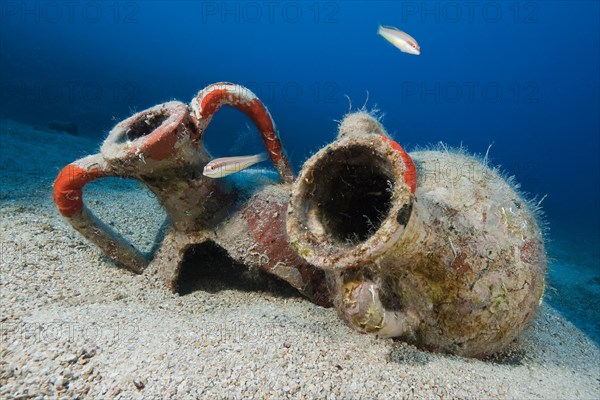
[377,25,421,55]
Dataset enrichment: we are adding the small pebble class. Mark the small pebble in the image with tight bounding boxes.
[58,353,77,365]
[54,376,66,388]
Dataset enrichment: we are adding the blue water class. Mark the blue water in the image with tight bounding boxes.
[1,1,599,340]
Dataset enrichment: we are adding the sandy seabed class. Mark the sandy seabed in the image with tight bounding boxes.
[1,119,599,399]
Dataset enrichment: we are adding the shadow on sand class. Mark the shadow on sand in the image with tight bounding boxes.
[175,241,303,301]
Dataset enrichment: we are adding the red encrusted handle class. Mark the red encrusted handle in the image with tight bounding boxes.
[190,82,295,184]
[381,136,417,193]
[53,156,108,217]
[53,154,147,273]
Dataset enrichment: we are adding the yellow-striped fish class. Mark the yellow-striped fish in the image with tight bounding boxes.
[377,25,421,55]
[203,153,267,178]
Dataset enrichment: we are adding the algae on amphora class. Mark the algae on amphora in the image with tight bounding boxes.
[287,111,546,357]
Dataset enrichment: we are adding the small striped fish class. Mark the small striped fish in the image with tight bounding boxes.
[377,25,421,55]
[203,153,267,178]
